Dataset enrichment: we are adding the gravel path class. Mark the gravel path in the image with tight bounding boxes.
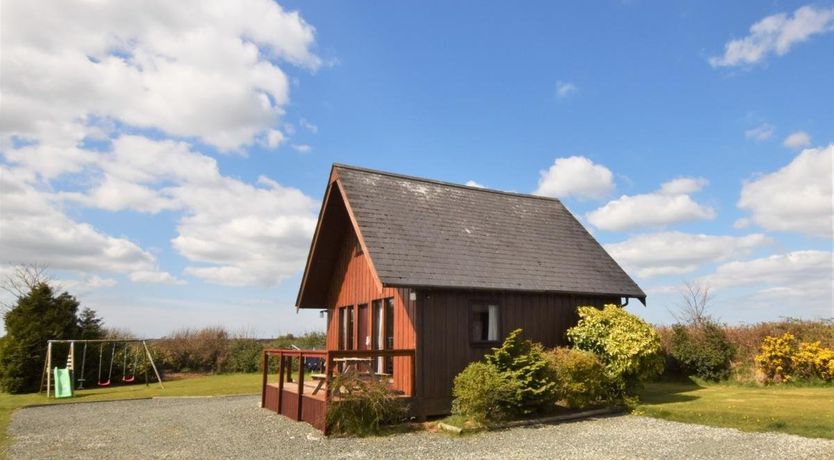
[7,395,834,459]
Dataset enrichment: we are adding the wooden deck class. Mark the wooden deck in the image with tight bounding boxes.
[260,348,416,433]
[263,382,327,430]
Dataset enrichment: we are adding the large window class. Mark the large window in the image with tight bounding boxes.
[371,298,395,375]
[338,308,344,350]
[339,306,354,350]
[384,298,394,374]
[471,303,500,343]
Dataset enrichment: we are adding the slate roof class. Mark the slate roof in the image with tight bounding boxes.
[334,164,646,301]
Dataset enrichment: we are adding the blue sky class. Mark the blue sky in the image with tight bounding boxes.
[1,1,832,337]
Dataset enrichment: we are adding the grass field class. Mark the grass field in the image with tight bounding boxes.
[0,373,262,455]
[635,380,834,440]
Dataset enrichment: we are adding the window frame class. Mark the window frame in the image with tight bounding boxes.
[469,300,501,347]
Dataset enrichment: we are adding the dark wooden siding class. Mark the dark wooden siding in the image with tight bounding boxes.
[418,289,618,416]
[324,230,417,395]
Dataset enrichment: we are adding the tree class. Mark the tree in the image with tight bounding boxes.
[0,283,81,393]
[77,307,105,340]
[1,264,52,312]
[667,281,734,381]
[671,281,714,326]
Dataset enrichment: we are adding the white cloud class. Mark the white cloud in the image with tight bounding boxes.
[534,156,614,200]
[170,174,318,286]
[465,180,485,188]
[587,177,715,232]
[267,130,286,149]
[0,1,325,304]
[53,275,118,297]
[699,251,833,316]
[555,81,578,98]
[783,131,811,149]
[605,232,771,278]
[659,177,709,195]
[299,119,319,133]
[745,123,774,141]
[0,167,178,283]
[0,0,320,151]
[42,136,320,287]
[291,144,312,153]
[710,5,834,67]
[738,144,833,238]
[733,217,751,229]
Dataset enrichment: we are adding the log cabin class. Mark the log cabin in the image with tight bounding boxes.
[261,164,645,431]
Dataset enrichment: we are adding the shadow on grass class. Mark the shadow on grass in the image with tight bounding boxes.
[637,378,704,405]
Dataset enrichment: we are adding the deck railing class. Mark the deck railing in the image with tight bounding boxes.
[261,348,416,424]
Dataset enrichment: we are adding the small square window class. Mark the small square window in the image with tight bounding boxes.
[471,304,500,343]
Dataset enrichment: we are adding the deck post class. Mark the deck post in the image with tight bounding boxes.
[296,353,305,421]
[260,351,268,408]
[277,354,285,413]
[324,351,333,405]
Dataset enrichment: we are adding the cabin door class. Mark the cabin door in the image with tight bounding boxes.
[357,304,369,350]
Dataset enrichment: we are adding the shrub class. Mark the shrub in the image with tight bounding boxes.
[268,331,326,350]
[0,283,81,393]
[485,329,558,415]
[452,361,519,422]
[755,332,797,383]
[668,321,735,381]
[791,341,834,381]
[225,339,264,373]
[156,327,230,373]
[724,319,834,382]
[546,348,609,409]
[326,371,408,436]
[567,305,663,395]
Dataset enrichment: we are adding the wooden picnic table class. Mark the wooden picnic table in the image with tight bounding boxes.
[311,357,392,395]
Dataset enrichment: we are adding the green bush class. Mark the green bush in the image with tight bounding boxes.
[669,321,735,381]
[452,361,519,422]
[567,305,663,395]
[156,327,230,373]
[225,339,264,373]
[485,329,558,415]
[325,371,408,436]
[546,348,610,409]
[0,283,81,393]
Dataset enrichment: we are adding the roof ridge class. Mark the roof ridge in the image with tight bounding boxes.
[333,163,563,203]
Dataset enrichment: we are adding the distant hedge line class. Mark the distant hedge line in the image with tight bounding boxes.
[657,318,834,383]
[151,328,325,375]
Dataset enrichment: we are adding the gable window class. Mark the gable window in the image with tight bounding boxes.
[471,304,500,343]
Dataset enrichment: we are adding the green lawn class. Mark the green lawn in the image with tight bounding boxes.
[0,373,263,455]
[635,380,834,440]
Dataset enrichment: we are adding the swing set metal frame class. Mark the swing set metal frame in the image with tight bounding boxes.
[40,339,164,398]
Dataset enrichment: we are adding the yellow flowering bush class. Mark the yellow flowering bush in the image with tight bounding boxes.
[755,333,834,383]
[567,305,663,395]
[792,341,834,381]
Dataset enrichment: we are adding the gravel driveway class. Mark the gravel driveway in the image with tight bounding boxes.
[7,395,834,459]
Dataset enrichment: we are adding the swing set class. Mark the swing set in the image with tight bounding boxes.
[40,339,164,398]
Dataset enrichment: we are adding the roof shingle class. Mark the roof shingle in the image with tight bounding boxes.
[334,164,645,300]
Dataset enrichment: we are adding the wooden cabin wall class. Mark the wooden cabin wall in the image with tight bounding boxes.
[324,230,417,394]
[418,289,618,416]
